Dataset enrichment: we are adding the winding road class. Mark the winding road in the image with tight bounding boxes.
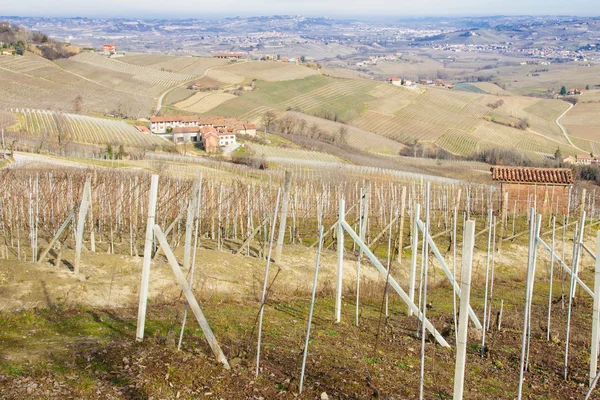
[154,65,220,115]
[556,102,585,153]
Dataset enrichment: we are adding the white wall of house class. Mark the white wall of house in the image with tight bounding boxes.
[218,134,237,147]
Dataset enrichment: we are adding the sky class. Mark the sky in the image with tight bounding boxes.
[2,0,600,18]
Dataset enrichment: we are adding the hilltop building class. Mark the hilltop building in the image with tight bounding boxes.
[491,165,573,214]
[102,44,117,53]
[212,53,243,59]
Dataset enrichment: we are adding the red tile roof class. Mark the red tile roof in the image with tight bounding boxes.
[134,125,151,133]
[172,126,200,134]
[490,166,573,185]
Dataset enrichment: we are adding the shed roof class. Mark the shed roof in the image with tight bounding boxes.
[490,166,573,185]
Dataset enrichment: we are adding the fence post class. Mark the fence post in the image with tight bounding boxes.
[453,219,475,400]
[591,230,600,386]
[409,203,421,316]
[274,170,292,263]
[335,198,345,323]
[136,174,159,342]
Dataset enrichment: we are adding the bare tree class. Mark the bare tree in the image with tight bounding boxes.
[261,111,277,140]
[73,95,83,114]
[338,126,348,145]
[278,116,297,135]
[308,123,320,139]
[297,118,307,136]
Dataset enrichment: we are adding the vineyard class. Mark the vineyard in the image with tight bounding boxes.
[0,55,155,117]
[174,92,237,114]
[562,100,600,142]
[210,61,320,82]
[353,111,449,142]
[230,79,381,123]
[9,109,170,149]
[283,111,405,155]
[119,54,228,75]
[247,143,346,163]
[2,160,600,398]
[67,53,197,87]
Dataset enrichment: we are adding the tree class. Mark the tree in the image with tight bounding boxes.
[300,55,306,63]
[560,86,567,96]
[297,119,307,136]
[554,148,563,161]
[15,43,24,56]
[586,84,591,90]
[73,95,83,114]
[261,111,277,139]
[308,123,320,139]
[338,126,348,145]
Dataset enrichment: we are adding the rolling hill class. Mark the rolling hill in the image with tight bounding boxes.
[1,50,598,161]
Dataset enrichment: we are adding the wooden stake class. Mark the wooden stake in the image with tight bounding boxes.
[590,230,600,386]
[453,219,476,400]
[299,225,324,394]
[274,171,292,263]
[153,225,230,370]
[136,174,159,342]
[335,198,345,323]
[255,188,281,377]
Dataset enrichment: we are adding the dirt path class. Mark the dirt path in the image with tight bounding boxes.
[556,102,584,152]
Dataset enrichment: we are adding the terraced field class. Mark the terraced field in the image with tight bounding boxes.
[11,109,170,149]
[67,53,197,87]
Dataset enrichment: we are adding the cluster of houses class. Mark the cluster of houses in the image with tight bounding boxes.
[355,53,402,67]
[566,88,587,96]
[561,154,599,165]
[386,77,453,89]
[149,116,256,152]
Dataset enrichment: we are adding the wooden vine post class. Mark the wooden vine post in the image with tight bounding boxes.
[274,171,292,264]
[453,219,475,400]
[136,174,159,342]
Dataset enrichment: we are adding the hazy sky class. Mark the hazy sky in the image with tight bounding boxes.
[2,0,600,18]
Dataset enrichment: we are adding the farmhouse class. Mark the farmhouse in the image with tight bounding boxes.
[102,44,117,53]
[562,154,598,165]
[212,53,243,59]
[491,165,573,214]
[150,116,256,136]
[387,77,402,86]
